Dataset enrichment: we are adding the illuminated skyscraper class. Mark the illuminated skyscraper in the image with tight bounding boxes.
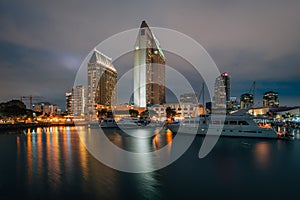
[221,72,230,103]
[65,92,72,114]
[134,20,166,108]
[72,85,85,116]
[212,72,231,113]
[263,91,279,107]
[87,50,117,114]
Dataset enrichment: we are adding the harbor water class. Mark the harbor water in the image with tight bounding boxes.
[1,126,300,199]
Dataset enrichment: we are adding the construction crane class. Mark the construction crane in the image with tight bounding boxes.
[20,95,44,110]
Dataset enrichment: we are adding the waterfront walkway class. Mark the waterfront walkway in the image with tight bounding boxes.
[0,122,75,131]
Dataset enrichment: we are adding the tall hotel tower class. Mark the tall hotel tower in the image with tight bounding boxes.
[65,92,73,115]
[72,85,85,116]
[134,20,166,108]
[87,50,117,114]
[212,72,231,113]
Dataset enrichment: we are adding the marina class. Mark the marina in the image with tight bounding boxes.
[1,1,300,199]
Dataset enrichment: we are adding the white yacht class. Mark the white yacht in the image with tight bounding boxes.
[87,120,100,128]
[116,117,163,138]
[167,114,280,139]
[99,118,118,128]
[117,117,141,129]
[117,118,164,128]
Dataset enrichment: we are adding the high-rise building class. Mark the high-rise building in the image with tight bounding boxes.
[72,85,85,116]
[65,92,72,114]
[212,72,230,113]
[87,49,117,114]
[221,72,230,103]
[263,91,279,107]
[134,20,166,108]
[240,93,254,109]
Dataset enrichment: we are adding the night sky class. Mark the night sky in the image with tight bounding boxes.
[1,0,300,109]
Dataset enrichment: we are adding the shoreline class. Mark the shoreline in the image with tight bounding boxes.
[0,123,76,132]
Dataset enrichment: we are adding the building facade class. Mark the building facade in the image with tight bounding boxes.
[263,91,279,107]
[240,93,254,109]
[87,50,117,115]
[163,103,199,119]
[33,102,58,115]
[65,92,72,114]
[134,20,166,108]
[228,97,239,112]
[72,85,85,116]
[221,72,231,104]
[212,72,230,113]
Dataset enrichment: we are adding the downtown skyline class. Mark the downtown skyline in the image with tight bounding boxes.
[1,0,300,108]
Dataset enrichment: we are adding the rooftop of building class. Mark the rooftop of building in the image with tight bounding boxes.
[136,20,165,59]
[89,49,117,73]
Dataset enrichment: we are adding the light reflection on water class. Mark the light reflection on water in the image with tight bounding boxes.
[78,126,175,173]
[253,142,271,170]
[0,127,300,199]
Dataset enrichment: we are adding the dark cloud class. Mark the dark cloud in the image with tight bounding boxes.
[1,0,300,108]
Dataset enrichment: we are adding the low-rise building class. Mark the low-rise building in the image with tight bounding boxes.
[33,102,58,115]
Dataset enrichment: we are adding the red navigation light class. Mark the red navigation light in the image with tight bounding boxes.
[221,72,228,77]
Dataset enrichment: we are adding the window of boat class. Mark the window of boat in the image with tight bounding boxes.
[224,121,229,125]
[199,114,208,118]
[182,120,189,124]
[238,121,249,125]
[244,130,257,133]
[190,120,197,124]
[212,120,220,124]
[229,121,237,125]
[203,120,207,124]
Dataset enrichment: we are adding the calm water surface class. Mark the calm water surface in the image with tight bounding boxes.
[0,126,300,200]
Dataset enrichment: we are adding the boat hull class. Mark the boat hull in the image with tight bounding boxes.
[167,124,278,139]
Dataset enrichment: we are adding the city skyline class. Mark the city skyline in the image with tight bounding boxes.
[1,0,300,108]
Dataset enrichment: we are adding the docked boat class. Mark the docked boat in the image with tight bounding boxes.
[99,118,118,128]
[115,117,161,138]
[167,114,281,139]
[117,117,141,129]
[117,117,164,129]
[87,121,100,128]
